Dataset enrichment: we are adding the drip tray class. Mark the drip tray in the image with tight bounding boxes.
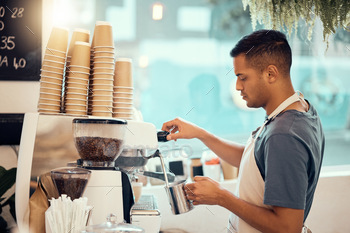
[131,194,160,216]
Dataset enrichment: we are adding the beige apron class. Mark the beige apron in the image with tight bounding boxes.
[228,92,311,233]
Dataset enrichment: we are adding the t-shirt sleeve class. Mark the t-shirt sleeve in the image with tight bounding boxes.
[263,134,309,209]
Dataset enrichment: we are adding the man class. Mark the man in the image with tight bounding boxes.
[162,30,325,233]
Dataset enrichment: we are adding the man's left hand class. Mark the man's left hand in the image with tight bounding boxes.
[184,176,223,205]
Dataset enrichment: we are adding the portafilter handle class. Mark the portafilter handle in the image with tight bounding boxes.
[157,130,170,142]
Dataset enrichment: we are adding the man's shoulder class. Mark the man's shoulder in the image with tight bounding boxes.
[264,105,321,139]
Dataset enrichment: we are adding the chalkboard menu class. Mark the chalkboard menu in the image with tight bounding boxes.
[0,0,42,81]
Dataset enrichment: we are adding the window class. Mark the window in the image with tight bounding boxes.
[52,0,350,166]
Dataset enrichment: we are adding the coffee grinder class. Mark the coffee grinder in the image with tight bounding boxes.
[72,118,134,224]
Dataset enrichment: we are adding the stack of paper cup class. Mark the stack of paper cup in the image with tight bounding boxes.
[87,34,95,115]
[90,21,115,117]
[38,27,69,114]
[113,58,133,119]
[64,42,91,116]
[64,29,90,112]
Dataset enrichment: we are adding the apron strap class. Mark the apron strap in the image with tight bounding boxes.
[255,92,303,139]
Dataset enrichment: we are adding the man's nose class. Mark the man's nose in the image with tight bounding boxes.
[236,79,243,91]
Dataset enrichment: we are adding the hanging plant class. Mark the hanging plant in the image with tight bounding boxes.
[241,0,350,46]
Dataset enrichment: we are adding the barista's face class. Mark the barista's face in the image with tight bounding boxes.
[233,54,269,109]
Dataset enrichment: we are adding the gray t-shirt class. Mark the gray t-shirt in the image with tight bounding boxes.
[254,102,325,221]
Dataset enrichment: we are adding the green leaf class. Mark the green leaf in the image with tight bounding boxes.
[0,216,8,232]
[0,166,6,179]
[0,167,17,198]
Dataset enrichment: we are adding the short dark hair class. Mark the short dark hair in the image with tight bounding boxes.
[230,30,292,76]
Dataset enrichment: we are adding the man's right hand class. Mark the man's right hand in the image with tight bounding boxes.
[161,117,204,141]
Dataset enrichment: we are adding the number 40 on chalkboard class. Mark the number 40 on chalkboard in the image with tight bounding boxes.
[0,0,42,81]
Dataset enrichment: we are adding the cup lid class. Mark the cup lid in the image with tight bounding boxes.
[73,118,126,124]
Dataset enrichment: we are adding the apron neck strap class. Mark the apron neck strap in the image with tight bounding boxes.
[255,92,304,139]
[267,91,303,122]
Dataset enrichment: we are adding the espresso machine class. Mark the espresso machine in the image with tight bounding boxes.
[15,113,173,232]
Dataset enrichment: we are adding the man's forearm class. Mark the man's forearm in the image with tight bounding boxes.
[198,129,244,168]
[218,189,303,233]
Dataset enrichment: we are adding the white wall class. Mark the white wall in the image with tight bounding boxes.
[0,82,40,113]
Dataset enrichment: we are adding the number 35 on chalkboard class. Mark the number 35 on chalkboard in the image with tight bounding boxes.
[0,0,42,81]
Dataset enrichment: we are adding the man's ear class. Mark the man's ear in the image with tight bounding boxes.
[265,65,278,83]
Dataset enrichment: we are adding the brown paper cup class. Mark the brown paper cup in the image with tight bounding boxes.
[93,22,114,47]
[91,95,113,101]
[92,105,113,111]
[114,58,132,87]
[94,48,114,54]
[92,111,112,117]
[40,81,62,89]
[66,86,88,95]
[68,28,90,57]
[66,93,88,99]
[40,86,62,95]
[112,113,133,118]
[42,59,65,69]
[113,101,133,108]
[65,103,87,111]
[93,61,115,68]
[113,92,133,98]
[39,98,61,105]
[38,103,61,111]
[41,65,64,73]
[38,109,60,114]
[70,42,91,67]
[113,86,133,91]
[40,75,63,85]
[67,72,90,81]
[65,98,87,105]
[47,26,69,52]
[92,98,113,104]
[40,91,61,99]
[93,58,115,64]
[91,84,113,90]
[112,97,133,103]
[69,65,90,73]
[43,53,66,63]
[41,70,64,80]
[91,89,113,96]
[91,80,114,86]
[93,67,114,73]
[93,51,115,57]
[66,81,89,88]
[65,110,87,116]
